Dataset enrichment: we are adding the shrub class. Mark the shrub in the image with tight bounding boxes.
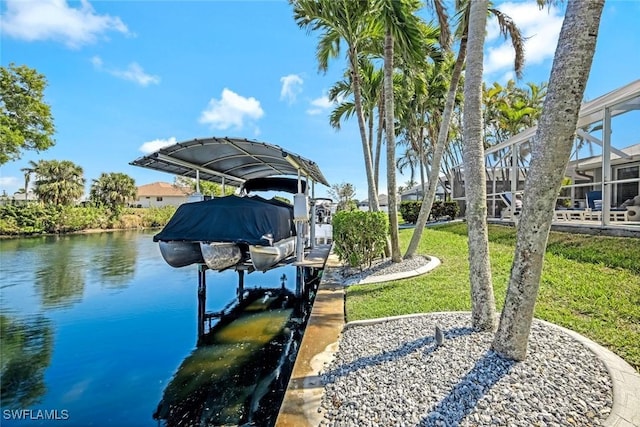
[432,201,460,220]
[56,206,110,232]
[137,206,177,228]
[332,210,388,269]
[399,201,421,224]
[398,200,460,224]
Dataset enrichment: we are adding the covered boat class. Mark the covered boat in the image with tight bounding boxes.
[131,137,330,271]
[154,194,295,271]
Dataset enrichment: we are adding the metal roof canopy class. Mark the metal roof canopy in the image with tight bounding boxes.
[130,137,329,187]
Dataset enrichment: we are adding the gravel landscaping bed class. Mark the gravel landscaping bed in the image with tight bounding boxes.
[338,255,430,285]
[319,312,613,426]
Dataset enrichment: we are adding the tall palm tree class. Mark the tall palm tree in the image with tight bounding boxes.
[328,57,384,193]
[492,0,605,361]
[32,159,85,205]
[291,0,382,212]
[461,0,497,331]
[405,0,526,263]
[374,0,434,262]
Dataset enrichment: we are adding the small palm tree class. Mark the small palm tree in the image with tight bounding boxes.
[90,172,137,214]
[19,160,38,201]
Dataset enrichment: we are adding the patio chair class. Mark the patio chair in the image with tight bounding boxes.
[586,191,602,210]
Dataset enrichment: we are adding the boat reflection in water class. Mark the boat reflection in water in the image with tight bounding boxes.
[153,286,306,427]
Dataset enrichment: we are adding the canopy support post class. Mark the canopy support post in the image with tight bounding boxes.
[197,264,207,342]
[310,180,316,248]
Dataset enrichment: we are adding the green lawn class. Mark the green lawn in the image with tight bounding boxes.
[345,223,640,371]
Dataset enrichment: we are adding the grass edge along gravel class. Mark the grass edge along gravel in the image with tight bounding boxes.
[345,223,640,371]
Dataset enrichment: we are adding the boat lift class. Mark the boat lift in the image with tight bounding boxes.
[130,137,331,339]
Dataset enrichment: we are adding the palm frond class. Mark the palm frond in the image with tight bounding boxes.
[489,8,526,79]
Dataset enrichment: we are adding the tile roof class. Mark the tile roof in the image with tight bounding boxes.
[137,182,192,197]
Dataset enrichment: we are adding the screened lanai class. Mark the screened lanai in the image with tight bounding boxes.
[450,79,640,228]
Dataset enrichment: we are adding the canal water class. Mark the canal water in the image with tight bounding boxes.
[0,230,312,426]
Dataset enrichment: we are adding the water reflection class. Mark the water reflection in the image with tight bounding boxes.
[154,287,300,427]
[89,231,138,289]
[33,236,86,308]
[0,314,54,408]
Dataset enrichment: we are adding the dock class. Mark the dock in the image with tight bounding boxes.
[294,244,332,269]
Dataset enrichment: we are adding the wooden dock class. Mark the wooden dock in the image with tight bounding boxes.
[293,244,332,268]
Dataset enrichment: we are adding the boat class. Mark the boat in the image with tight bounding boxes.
[153,191,297,271]
[249,236,296,271]
[199,242,243,270]
[158,241,204,268]
[153,287,299,426]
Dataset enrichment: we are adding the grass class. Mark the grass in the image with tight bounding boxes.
[345,223,640,371]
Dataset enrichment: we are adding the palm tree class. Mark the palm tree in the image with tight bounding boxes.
[328,57,384,193]
[405,0,526,265]
[492,0,605,361]
[32,159,85,205]
[291,0,382,212]
[19,160,38,201]
[396,145,420,187]
[374,0,436,262]
[90,172,137,214]
[461,0,497,331]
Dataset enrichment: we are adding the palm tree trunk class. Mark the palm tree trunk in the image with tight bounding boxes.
[404,35,467,258]
[462,0,496,331]
[350,47,380,212]
[368,107,375,192]
[492,0,605,361]
[374,96,384,194]
[384,28,402,262]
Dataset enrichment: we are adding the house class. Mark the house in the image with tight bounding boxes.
[566,142,640,208]
[400,183,447,202]
[134,182,192,208]
[358,194,394,213]
[450,79,640,225]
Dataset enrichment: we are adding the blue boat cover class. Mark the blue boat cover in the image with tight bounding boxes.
[153,195,294,245]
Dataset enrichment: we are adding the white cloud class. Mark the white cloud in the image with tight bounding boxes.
[92,56,160,86]
[111,63,160,86]
[280,74,304,104]
[306,95,334,115]
[0,176,20,188]
[199,89,264,130]
[484,2,563,77]
[139,137,176,154]
[0,0,130,48]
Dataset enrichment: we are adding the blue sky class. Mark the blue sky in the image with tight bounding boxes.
[1,0,639,200]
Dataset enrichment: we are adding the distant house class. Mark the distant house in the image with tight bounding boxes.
[134,182,192,208]
[11,190,38,204]
[0,190,37,206]
[400,183,447,202]
[359,194,393,213]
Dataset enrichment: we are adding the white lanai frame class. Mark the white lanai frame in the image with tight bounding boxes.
[451,79,640,226]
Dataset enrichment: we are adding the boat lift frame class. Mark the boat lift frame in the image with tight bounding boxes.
[131,137,330,341]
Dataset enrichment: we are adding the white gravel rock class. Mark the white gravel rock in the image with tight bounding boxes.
[319,313,612,426]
